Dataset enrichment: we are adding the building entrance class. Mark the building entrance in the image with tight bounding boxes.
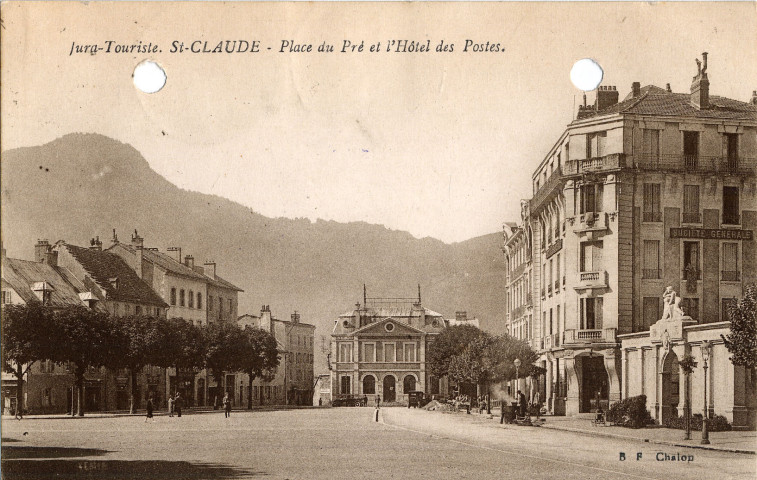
[580,356,608,413]
[661,351,680,424]
[383,376,396,403]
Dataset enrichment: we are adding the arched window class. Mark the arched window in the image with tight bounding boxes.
[403,375,416,393]
[188,290,194,308]
[197,293,202,309]
[363,375,376,394]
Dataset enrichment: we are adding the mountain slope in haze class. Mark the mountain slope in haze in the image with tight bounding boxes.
[1,133,508,371]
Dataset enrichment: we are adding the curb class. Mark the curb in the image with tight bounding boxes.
[540,424,756,455]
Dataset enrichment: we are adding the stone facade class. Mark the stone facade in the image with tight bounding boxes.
[510,55,756,423]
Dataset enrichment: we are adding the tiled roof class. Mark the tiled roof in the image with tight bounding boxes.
[578,85,757,122]
[115,244,243,292]
[1,257,99,309]
[60,244,168,307]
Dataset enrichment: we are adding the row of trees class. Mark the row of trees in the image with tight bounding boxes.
[1,303,279,416]
[427,324,541,394]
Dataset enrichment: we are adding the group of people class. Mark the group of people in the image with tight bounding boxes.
[145,391,233,421]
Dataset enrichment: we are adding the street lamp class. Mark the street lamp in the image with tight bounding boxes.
[700,341,712,445]
[514,358,522,394]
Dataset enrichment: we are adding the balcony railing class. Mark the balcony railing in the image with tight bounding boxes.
[575,270,608,291]
[682,212,702,224]
[530,166,564,212]
[563,328,617,344]
[722,271,740,282]
[643,211,662,223]
[642,269,661,280]
[633,154,756,176]
[545,238,563,259]
[574,212,607,234]
[723,214,741,225]
[682,268,702,280]
[564,153,626,176]
[544,333,560,350]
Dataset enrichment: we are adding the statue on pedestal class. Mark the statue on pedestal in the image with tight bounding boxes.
[661,286,685,320]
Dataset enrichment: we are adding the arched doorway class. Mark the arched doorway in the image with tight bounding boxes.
[403,375,416,394]
[580,355,608,413]
[661,351,680,424]
[363,375,376,395]
[383,375,396,403]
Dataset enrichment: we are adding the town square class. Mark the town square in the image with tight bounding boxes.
[2,2,756,479]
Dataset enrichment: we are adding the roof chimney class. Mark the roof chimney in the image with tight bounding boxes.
[691,52,710,109]
[260,305,273,333]
[750,90,757,105]
[291,311,300,323]
[595,85,619,111]
[131,229,144,249]
[666,83,672,93]
[204,261,216,279]
[111,229,119,246]
[631,82,641,98]
[34,239,51,263]
[455,311,468,322]
[184,255,194,269]
[89,236,102,251]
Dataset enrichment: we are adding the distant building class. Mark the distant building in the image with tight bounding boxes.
[446,311,480,329]
[50,238,170,411]
[107,229,243,408]
[331,288,446,405]
[511,54,756,428]
[238,306,315,406]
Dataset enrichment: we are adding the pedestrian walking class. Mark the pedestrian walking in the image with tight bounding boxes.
[533,391,541,419]
[174,392,183,417]
[376,395,381,407]
[517,390,527,417]
[223,392,231,418]
[145,397,154,423]
[167,395,174,417]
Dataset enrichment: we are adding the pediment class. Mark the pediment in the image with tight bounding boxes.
[354,317,423,336]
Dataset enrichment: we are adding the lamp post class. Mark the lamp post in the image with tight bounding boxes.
[700,341,712,445]
[514,358,522,394]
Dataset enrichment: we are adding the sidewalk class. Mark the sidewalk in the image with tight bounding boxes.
[1,404,325,421]
[449,409,756,454]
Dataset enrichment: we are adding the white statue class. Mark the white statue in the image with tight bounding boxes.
[661,286,685,320]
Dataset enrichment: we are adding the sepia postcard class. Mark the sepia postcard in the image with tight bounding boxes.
[1,2,756,479]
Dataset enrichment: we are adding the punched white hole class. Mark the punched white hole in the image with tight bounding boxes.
[570,58,603,91]
[133,60,166,94]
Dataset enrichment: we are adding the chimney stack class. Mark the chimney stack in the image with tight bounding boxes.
[455,311,468,322]
[260,305,273,333]
[34,239,51,263]
[666,83,672,93]
[291,311,300,324]
[595,85,619,111]
[131,229,144,249]
[691,52,710,109]
[89,236,102,251]
[750,90,757,105]
[204,261,216,279]
[111,229,119,246]
[631,82,641,98]
[184,255,194,269]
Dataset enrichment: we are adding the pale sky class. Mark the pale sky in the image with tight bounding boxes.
[2,2,756,242]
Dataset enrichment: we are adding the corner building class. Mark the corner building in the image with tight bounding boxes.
[521,55,756,426]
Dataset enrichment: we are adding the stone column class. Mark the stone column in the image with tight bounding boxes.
[603,348,622,405]
[653,345,661,423]
[564,352,580,416]
[419,335,426,392]
[353,338,359,395]
[546,358,554,413]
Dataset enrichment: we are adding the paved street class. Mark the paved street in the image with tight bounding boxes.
[2,407,754,479]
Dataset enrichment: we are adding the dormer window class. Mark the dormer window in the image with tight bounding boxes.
[31,282,54,305]
[109,277,119,290]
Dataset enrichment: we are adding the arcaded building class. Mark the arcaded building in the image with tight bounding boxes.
[330,290,446,404]
[518,53,756,426]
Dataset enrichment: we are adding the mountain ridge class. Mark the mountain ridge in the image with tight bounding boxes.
[1,133,507,372]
